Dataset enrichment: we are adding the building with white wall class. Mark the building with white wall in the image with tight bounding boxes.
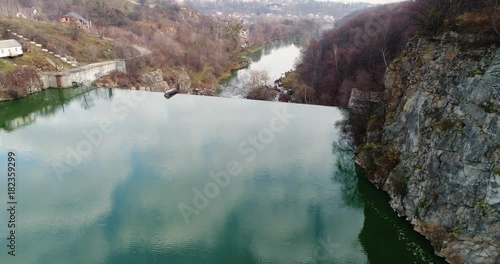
[0,39,23,58]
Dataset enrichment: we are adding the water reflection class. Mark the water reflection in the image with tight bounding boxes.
[331,139,363,210]
[0,89,443,264]
[220,39,302,98]
[0,87,111,131]
[331,128,447,264]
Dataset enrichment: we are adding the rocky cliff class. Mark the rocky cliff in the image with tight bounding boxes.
[0,70,45,102]
[93,68,197,94]
[363,34,500,263]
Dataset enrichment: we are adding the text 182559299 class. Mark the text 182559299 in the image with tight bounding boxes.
[7,152,17,257]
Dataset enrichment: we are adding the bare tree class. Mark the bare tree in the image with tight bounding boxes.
[377,12,392,68]
[0,0,20,16]
[245,70,278,100]
[96,26,106,39]
[294,82,314,104]
[244,69,269,91]
[70,22,80,41]
[492,0,500,36]
[408,0,452,32]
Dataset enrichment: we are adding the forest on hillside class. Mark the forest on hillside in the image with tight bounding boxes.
[295,0,500,108]
[288,0,500,145]
[0,0,319,91]
[190,0,371,17]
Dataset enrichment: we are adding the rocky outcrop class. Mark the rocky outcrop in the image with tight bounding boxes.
[26,75,44,94]
[93,68,197,94]
[0,70,45,102]
[173,68,192,93]
[138,68,194,93]
[139,70,171,92]
[373,34,500,263]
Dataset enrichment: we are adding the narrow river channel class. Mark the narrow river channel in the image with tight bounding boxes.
[219,39,302,98]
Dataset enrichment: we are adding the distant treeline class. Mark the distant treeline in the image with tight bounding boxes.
[295,0,499,107]
[290,0,499,145]
[190,0,371,18]
[296,2,415,107]
[0,0,318,90]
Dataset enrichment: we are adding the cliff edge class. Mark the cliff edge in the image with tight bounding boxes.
[364,33,500,263]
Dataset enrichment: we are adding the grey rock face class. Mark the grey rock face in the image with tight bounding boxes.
[381,36,500,263]
[0,74,44,102]
[175,68,192,93]
[138,68,193,94]
[139,70,170,92]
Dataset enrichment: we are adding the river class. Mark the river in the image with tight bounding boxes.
[219,39,302,98]
[0,88,445,263]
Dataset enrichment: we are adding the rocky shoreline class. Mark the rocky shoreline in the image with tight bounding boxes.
[0,70,45,102]
[359,33,500,263]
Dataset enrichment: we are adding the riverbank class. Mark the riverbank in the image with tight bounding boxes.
[0,5,249,100]
[218,39,302,99]
[0,42,277,103]
[0,16,127,102]
[218,39,296,84]
[217,46,266,85]
[0,67,45,102]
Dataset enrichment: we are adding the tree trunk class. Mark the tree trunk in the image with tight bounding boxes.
[493,0,500,37]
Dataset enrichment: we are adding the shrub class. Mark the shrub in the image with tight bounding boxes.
[410,0,500,36]
[0,67,40,99]
[246,86,277,101]
[391,175,408,197]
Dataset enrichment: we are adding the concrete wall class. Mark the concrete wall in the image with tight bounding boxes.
[40,60,126,88]
[39,73,58,89]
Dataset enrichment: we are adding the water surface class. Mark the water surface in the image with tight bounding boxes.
[220,40,301,98]
[0,88,445,264]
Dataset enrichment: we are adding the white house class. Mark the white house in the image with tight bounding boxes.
[0,40,23,58]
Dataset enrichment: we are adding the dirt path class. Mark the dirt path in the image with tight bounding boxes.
[132,44,152,57]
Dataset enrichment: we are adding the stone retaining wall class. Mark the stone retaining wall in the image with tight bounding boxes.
[40,60,126,88]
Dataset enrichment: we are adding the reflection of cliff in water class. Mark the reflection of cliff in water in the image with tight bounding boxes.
[331,140,447,264]
[0,87,113,131]
[331,139,363,209]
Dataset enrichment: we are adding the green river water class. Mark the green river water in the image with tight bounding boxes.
[0,88,446,263]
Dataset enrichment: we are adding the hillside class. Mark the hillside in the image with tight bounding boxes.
[0,16,128,100]
[283,1,500,263]
[1,0,320,100]
[0,17,121,69]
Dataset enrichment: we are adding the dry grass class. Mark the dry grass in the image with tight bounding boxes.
[0,59,15,73]
[0,17,116,65]
[12,49,63,72]
[455,9,500,35]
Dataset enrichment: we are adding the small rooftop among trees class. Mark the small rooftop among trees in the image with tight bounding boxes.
[60,12,90,30]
